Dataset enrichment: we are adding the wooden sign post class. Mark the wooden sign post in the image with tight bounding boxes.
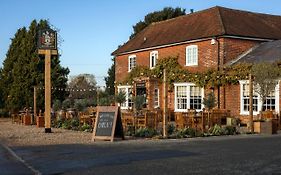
[38,29,57,133]
[92,106,124,142]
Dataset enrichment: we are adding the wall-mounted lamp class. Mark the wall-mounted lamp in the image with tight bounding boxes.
[211,38,216,45]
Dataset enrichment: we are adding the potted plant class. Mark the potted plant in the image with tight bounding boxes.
[202,92,216,129]
[115,91,126,106]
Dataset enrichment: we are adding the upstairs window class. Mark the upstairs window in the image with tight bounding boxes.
[128,55,136,72]
[186,45,198,66]
[150,51,158,69]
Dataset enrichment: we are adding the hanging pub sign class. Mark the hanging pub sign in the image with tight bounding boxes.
[38,29,57,50]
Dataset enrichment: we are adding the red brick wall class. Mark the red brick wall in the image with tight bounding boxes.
[115,39,220,83]
[115,37,263,117]
[222,38,260,64]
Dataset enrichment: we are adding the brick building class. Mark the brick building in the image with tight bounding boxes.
[112,6,281,120]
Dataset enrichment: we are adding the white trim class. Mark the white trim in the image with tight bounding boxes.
[150,50,158,69]
[154,88,160,108]
[174,82,204,112]
[117,85,133,110]
[128,55,136,72]
[185,45,198,66]
[114,35,272,56]
[275,81,280,114]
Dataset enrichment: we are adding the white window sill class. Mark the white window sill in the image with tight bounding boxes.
[185,64,198,67]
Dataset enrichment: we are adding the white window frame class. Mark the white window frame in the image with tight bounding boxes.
[154,87,160,108]
[239,80,280,115]
[174,82,204,112]
[117,85,133,110]
[150,51,158,69]
[128,55,136,72]
[185,45,198,66]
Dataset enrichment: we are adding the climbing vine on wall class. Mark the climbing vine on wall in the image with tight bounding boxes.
[119,56,253,89]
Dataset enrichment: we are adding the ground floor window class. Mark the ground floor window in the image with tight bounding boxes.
[154,87,159,108]
[117,85,133,110]
[174,83,204,112]
[239,80,279,115]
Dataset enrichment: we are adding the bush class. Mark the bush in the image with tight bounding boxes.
[167,124,176,135]
[74,99,87,112]
[71,118,80,130]
[52,118,64,128]
[62,99,72,109]
[125,125,135,136]
[223,125,237,135]
[61,119,72,129]
[209,124,224,136]
[80,123,92,132]
[52,99,62,111]
[135,127,157,138]
[169,127,199,138]
[208,124,237,136]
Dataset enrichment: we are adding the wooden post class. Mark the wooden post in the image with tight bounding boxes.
[163,69,168,137]
[249,74,254,133]
[33,86,37,124]
[38,29,57,133]
[45,49,52,133]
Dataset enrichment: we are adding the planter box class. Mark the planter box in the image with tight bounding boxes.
[254,121,272,134]
[36,116,45,128]
[23,115,31,125]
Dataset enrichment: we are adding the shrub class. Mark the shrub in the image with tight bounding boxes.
[52,99,62,112]
[61,119,72,129]
[80,123,92,132]
[62,99,72,109]
[167,124,176,135]
[223,125,237,135]
[209,124,224,136]
[71,118,80,130]
[52,118,64,128]
[135,127,157,138]
[125,125,135,136]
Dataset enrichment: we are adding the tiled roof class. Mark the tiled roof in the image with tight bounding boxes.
[231,40,281,64]
[112,6,281,55]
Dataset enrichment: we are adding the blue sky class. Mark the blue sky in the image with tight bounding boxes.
[1,0,281,86]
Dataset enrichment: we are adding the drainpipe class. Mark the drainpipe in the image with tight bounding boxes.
[212,37,220,109]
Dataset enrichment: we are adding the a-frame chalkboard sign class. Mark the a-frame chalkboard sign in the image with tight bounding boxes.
[92,106,124,142]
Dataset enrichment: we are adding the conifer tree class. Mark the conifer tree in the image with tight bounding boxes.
[0,20,69,112]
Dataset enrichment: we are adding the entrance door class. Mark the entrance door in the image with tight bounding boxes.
[136,82,147,108]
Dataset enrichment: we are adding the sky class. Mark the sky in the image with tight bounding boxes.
[1,0,281,86]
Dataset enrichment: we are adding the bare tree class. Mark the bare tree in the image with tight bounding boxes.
[251,62,280,114]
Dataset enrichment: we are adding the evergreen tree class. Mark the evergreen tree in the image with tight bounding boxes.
[104,57,115,96]
[0,20,69,112]
[130,7,186,39]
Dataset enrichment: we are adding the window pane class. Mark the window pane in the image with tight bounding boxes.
[190,85,202,110]
[176,86,188,110]
[186,46,198,65]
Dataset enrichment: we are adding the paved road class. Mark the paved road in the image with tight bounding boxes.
[3,134,281,175]
[0,144,33,175]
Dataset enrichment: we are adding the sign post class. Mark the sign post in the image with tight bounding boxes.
[38,29,57,133]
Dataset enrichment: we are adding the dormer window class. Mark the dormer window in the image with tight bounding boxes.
[186,45,198,66]
[128,55,136,72]
[150,51,158,69]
